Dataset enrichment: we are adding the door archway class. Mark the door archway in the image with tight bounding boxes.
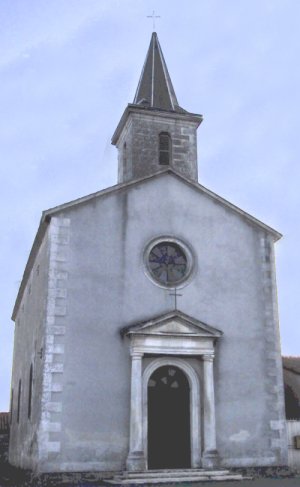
[148,365,190,469]
[143,358,201,469]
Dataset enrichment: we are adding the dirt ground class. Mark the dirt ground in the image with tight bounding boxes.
[1,476,300,487]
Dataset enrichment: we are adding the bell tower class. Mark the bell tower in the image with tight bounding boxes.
[112,33,203,183]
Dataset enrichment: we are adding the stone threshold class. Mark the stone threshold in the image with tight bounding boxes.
[104,468,247,484]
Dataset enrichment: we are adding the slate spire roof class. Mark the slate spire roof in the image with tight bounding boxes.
[133,32,185,113]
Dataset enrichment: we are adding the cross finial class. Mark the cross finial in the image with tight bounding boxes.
[169,287,183,310]
[147,10,161,31]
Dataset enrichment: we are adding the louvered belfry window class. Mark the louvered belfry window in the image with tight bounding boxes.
[159,132,171,165]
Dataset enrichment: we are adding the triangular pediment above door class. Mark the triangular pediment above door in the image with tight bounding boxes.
[120,310,223,338]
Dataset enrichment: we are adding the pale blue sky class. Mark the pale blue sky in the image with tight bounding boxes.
[1,0,300,410]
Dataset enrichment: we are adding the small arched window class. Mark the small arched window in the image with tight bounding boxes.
[28,364,33,419]
[159,132,171,165]
[17,379,21,424]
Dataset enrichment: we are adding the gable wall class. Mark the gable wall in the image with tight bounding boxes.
[39,174,286,470]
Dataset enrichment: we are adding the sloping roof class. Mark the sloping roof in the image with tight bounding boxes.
[12,168,282,321]
[112,32,202,146]
[283,356,300,375]
[133,32,184,113]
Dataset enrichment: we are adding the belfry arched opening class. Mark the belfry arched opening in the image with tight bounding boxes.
[147,365,191,469]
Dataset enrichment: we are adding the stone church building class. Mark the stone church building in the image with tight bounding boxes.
[9,33,288,474]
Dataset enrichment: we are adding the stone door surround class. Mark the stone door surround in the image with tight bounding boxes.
[121,310,222,471]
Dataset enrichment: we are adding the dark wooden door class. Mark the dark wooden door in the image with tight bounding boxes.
[148,365,191,469]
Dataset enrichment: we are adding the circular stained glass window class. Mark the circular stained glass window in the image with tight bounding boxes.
[148,241,188,286]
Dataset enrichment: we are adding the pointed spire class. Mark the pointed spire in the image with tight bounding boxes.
[133,33,184,112]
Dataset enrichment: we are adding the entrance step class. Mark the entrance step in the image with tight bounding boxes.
[122,468,231,478]
[105,469,246,484]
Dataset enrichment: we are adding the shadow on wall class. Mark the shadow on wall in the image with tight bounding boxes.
[285,384,300,420]
[283,356,300,420]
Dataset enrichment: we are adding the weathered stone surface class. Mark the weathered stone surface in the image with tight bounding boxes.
[115,110,200,183]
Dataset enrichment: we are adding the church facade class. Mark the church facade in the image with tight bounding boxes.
[9,33,288,473]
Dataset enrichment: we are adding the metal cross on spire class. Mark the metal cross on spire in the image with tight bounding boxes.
[169,287,183,310]
[147,10,161,31]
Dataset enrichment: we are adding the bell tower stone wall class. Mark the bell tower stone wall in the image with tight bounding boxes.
[115,108,201,183]
[112,32,202,185]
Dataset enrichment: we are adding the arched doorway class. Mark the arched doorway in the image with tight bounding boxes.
[147,365,191,469]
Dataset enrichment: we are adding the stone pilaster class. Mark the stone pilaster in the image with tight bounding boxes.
[126,351,146,471]
[202,353,219,468]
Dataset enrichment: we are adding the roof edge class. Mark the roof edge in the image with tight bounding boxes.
[111,104,203,146]
[43,168,282,241]
[12,218,50,321]
[283,365,300,376]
